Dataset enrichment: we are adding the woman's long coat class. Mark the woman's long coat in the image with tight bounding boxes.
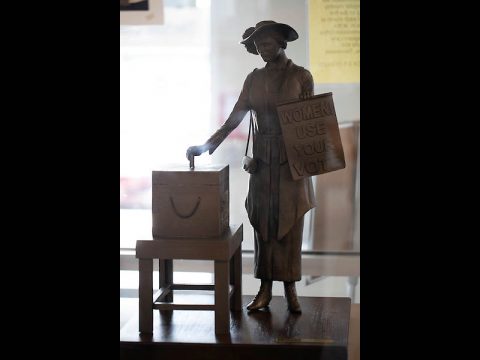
[207,57,316,281]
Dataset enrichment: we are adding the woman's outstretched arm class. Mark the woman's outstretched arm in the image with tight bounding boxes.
[186,71,254,160]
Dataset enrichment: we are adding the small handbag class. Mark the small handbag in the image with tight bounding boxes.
[242,110,257,174]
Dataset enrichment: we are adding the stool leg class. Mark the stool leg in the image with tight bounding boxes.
[139,258,153,333]
[159,259,173,302]
[214,260,230,334]
[230,246,242,311]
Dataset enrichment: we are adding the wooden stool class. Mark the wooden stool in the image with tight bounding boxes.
[136,224,243,335]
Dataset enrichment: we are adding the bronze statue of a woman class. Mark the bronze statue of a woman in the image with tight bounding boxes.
[187,20,315,313]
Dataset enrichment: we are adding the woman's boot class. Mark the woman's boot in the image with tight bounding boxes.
[284,281,301,313]
[246,280,272,311]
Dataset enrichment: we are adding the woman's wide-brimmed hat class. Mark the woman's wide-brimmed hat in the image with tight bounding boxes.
[240,20,298,55]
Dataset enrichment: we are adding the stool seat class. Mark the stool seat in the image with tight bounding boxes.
[135,224,243,335]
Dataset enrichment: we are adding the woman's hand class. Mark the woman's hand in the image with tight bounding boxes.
[186,144,208,161]
[299,91,313,100]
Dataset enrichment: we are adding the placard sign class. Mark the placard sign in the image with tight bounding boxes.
[277,93,345,180]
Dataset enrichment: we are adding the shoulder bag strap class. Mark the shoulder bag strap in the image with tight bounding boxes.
[245,68,257,157]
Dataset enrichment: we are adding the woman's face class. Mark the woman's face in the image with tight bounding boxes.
[254,33,282,63]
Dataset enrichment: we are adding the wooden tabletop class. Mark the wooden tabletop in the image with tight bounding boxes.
[121,295,358,360]
[120,294,360,360]
[136,224,243,260]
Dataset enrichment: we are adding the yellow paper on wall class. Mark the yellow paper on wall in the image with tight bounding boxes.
[309,0,360,83]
